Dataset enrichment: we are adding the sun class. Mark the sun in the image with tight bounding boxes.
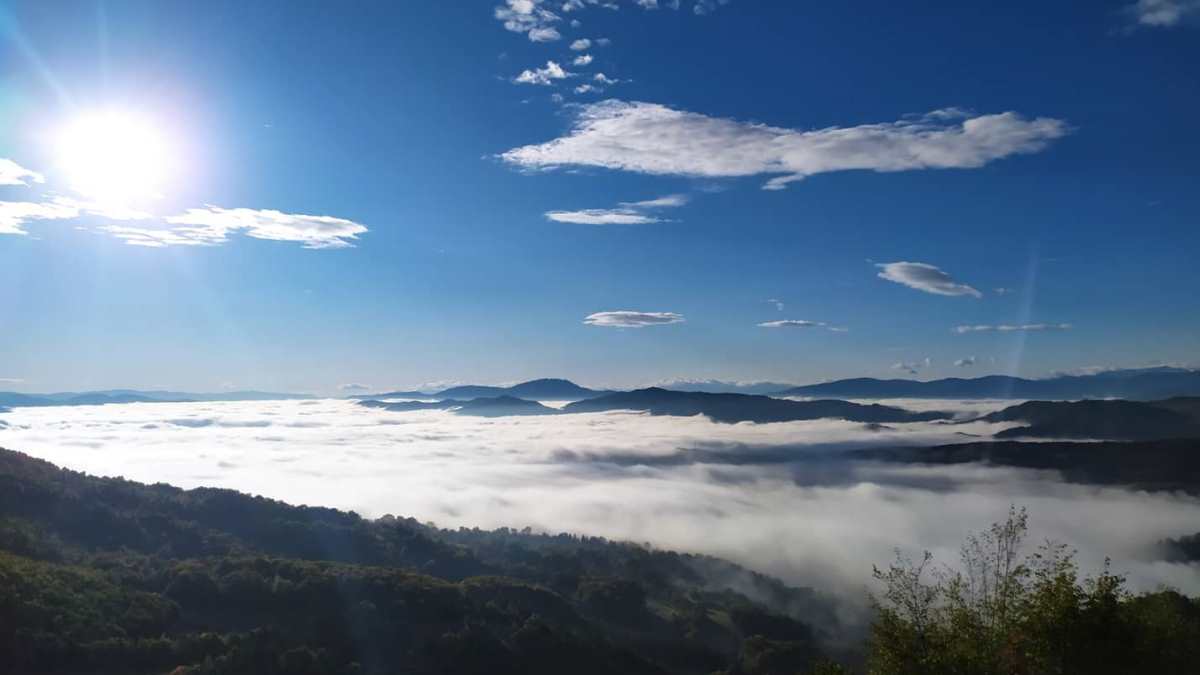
[55,109,176,205]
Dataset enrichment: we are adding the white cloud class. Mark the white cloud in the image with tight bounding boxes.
[619,193,688,208]
[546,208,659,224]
[593,72,620,84]
[338,383,371,392]
[876,261,982,298]
[583,310,685,327]
[0,158,44,186]
[500,101,1069,190]
[994,287,1014,295]
[954,323,1072,334]
[891,357,932,375]
[573,53,594,66]
[494,0,563,40]
[0,377,24,384]
[161,206,368,249]
[758,319,845,332]
[1127,0,1200,27]
[574,84,602,94]
[693,0,731,14]
[546,193,687,224]
[955,356,977,367]
[514,60,573,85]
[528,26,563,41]
[0,200,80,235]
[767,298,784,311]
[570,38,592,50]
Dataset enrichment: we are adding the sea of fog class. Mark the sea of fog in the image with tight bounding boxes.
[2,397,1198,616]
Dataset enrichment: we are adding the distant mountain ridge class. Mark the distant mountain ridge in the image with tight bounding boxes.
[354,378,611,401]
[0,390,314,408]
[776,367,1200,400]
[562,387,952,424]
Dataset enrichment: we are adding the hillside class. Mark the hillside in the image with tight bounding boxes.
[563,388,951,424]
[0,447,839,675]
[982,398,1200,440]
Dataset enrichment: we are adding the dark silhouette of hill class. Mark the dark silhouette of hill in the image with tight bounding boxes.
[775,367,1200,400]
[981,397,1200,440]
[360,396,559,417]
[563,388,950,424]
[437,378,609,401]
[0,447,836,675]
[851,438,1200,494]
[356,379,610,402]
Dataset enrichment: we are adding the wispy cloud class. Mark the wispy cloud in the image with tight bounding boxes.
[161,206,368,249]
[767,298,784,311]
[0,200,80,235]
[570,38,592,50]
[953,323,1072,334]
[572,53,594,66]
[693,0,732,14]
[876,262,982,298]
[338,383,371,392]
[954,356,977,367]
[584,310,685,327]
[758,319,846,332]
[514,60,573,85]
[545,193,687,224]
[892,357,932,375]
[1126,0,1200,27]
[0,159,44,186]
[500,101,1069,190]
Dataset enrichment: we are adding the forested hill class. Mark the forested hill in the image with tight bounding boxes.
[0,447,841,675]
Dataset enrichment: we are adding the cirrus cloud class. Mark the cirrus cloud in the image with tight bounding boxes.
[876,261,982,298]
[1126,0,1200,27]
[500,101,1069,190]
[758,320,846,332]
[584,310,685,327]
[954,323,1072,334]
[546,193,687,224]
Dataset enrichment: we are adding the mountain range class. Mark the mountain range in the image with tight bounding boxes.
[0,389,314,408]
[775,367,1200,400]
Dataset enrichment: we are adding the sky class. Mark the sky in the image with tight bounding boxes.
[1,0,1198,394]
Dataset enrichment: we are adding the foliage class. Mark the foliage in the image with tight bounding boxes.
[867,506,1200,675]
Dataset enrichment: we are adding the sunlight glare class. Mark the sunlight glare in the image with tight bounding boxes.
[55,109,176,205]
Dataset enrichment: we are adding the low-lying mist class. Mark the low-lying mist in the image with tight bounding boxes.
[2,398,1198,618]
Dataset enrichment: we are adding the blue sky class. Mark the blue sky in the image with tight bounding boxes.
[1,0,1197,394]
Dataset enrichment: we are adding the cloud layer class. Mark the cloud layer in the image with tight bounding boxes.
[583,310,685,327]
[3,398,1198,617]
[500,101,1069,189]
[876,261,982,297]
